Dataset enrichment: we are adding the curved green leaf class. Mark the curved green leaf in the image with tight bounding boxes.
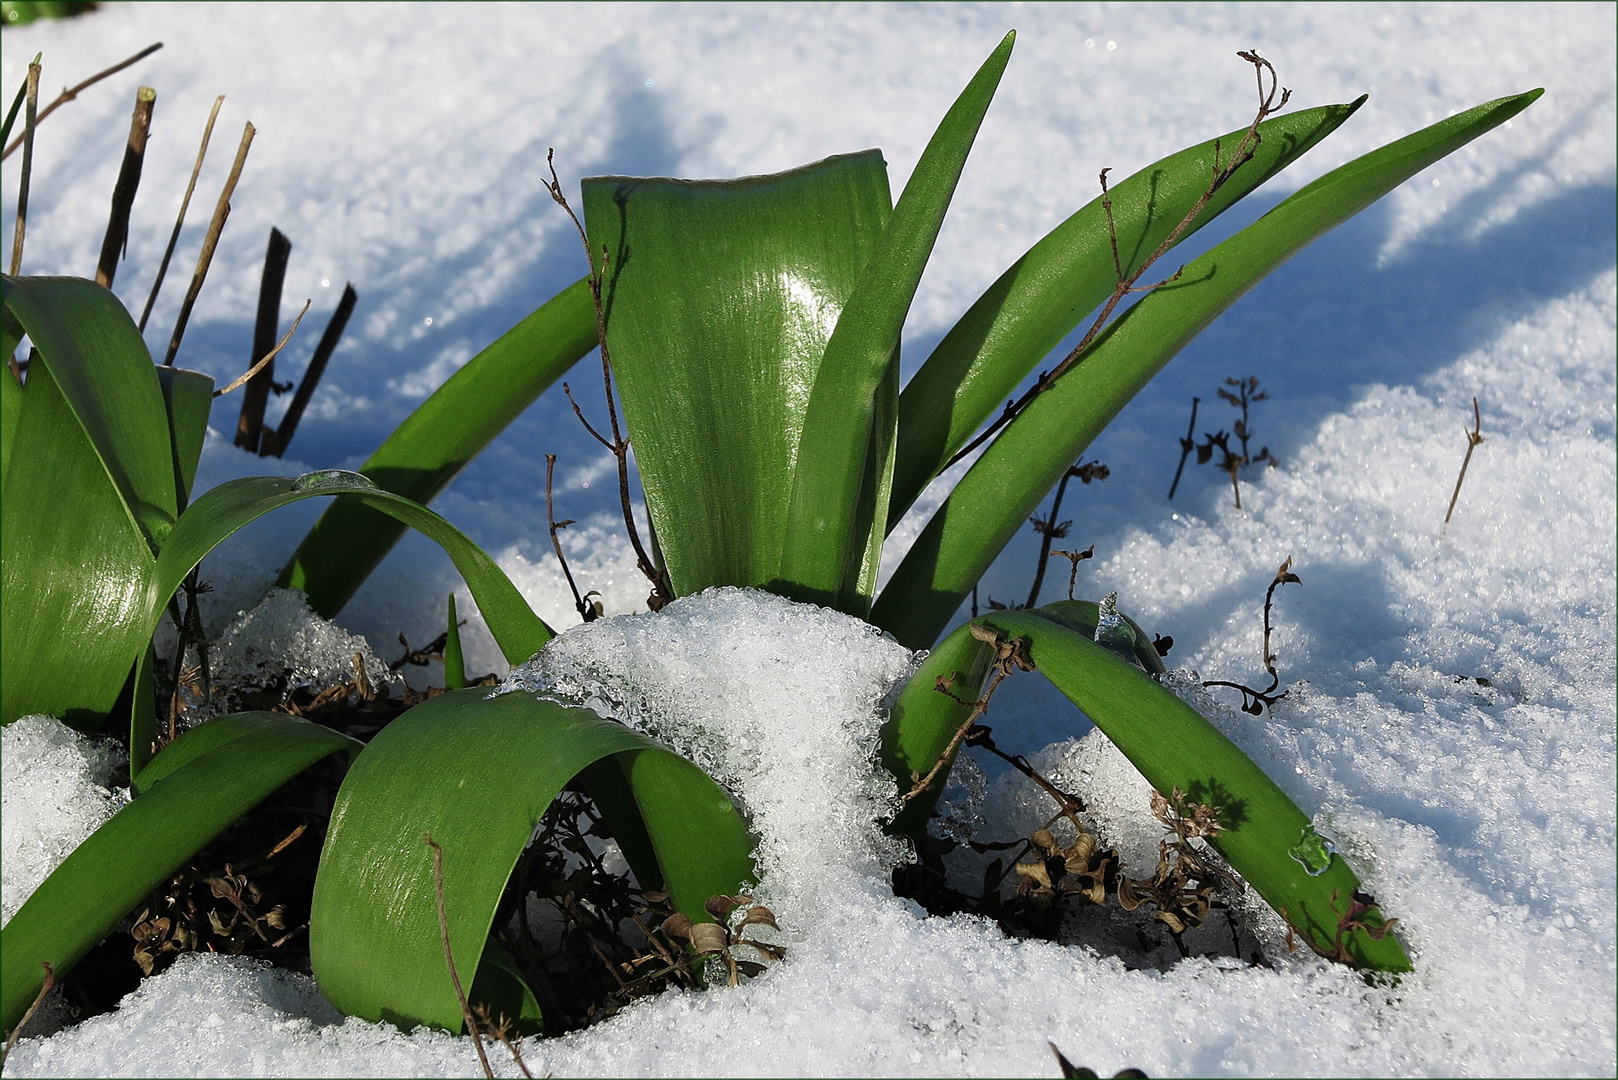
[150,472,553,668]
[778,32,1014,612]
[978,607,1409,970]
[0,713,360,1032]
[581,152,892,597]
[155,366,214,508]
[310,688,754,1032]
[874,89,1542,648]
[887,99,1366,527]
[0,364,18,499]
[1,276,176,547]
[281,277,596,618]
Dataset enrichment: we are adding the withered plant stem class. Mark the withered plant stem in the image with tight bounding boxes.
[1025,466,1077,609]
[944,51,1289,472]
[1202,556,1298,714]
[1443,397,1485,529]
[263,282,356,457]
[164,120,254,366]
[424,834,494,1080]
[236,227,292,449]
[546,454,595,622]
[1,42,163,161]
[140,94,223,332]
[95,86,156,288]
[214,298,309,398]
[1,961,54,1067]
[1168,396,1200,499]
[544,149,672,609]
[903,628,1032,802]
[8,59,40,280]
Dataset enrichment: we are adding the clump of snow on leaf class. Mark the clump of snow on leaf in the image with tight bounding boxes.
[2,715,129,927]
[505,587,919,928]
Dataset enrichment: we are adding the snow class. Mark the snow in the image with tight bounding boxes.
[2,2,1614,1077]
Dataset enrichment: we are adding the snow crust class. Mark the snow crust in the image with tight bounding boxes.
[1,2,1613,1077]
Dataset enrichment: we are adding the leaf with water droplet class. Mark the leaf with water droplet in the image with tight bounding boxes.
[291,469,379,493]
[1288,825,1336,876]
[1093,592,1140,664]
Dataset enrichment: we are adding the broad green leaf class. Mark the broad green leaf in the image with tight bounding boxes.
[778,32,1014,612]
[468,939,544,1036]
[310,689,754,1033]
[281,277,596,618]
[150,472,554,667]
[0,365,19,505]
[0,714,360,1032]
[886,100,1366,527]
[874,89,1542,648]
[2,276,177,548]
[155,366,214,508]
[1,355,151,728]
[581,152,892,597]
[975,607,1410,971]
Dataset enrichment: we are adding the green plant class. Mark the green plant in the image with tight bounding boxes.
[3,32,1540,1041]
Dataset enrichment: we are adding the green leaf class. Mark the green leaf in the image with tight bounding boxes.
[150,472,554,668]
[874,89,1542,648]
[978,607,1410,971]
[1,363,19,507]
[0,713,360,1032]
[281,277,597,618]
[581,152,892,597]
[777,32,1014,612]
[2,276,177,548]
[155,366,214,509]
[443,592,466,691]
[468,939,544,1036]
[2,354,151,728]
[310,688,754,1032]
[886,99,1365,527]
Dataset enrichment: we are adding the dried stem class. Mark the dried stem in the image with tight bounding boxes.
[1049,545,1095,602]
[213,298,309,398]
[1,961,54,1068]
[543,148,672,610]
[139,94,223,331]
[1167,396,1200,499]
[902,626,1035,802]
[472,1004,534,1079]
[1202,557,1299,715]
[1026,460,1106,607]
[944,51,1288,472]
[236,227,292,449]
[424,834,494,1080]
[8,58,40,278]
[263,282,357,456]
[94,85,157,288]
[1443,397,1485,529]
[163,120,254,366]
[546,454,597,623]
[2,42,163,161]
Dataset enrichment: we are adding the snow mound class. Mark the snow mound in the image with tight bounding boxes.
[2,715,130,928]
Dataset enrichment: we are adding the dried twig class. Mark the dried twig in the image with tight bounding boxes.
[1,961,54,1068]
[1167,396,1200,499]
[1048,545,1095,602]
[472,1004,534,1079]
[543,149,672,610]
[213,299,309,398]
[2,42,163,161]
[1443,397,1485,529]
[95,86,156,288]
[944,51,1289,472]
[424,834,494,1079]
[262,282,357,456]
[163,120,254,366]
[547,454,599,622]
[7,57,40,279]
[1202,557,1300,714]
[903,625,1035,802]
[236,227,292,448]
[1026,460,1106,608]
[139,94,223,331]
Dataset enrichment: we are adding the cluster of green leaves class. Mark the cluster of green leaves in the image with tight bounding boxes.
[2,29,1540,1038]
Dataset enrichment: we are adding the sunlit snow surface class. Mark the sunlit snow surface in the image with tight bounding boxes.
[2,2,1614,1076]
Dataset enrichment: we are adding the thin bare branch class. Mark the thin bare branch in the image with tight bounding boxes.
[2,42,163,161]
[1443,397,1485,529]
[95,85,156,288]
[547,454,597,623]
[8,58,40,278]
[139,94,223,331]
[1167,396,1201,499]
[902,626,1035,802]
[164,120,254,366]
[1,961,54,1068]
[424,834,494,1079]
[214,298,309,398]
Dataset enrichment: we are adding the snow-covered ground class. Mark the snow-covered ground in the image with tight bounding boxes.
[2,3,1614,1076]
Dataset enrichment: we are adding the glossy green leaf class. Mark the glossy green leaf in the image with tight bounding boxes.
[874,89,1542,648]
[310,688,754,1032]
[886,99,1364,526]
[1,364,19,508]
[149,472,554,668]
[0,713,360,1031]
[2,276,177,547]
[1,354,151,728]
[443,592,466,691]
[975,607,1409,970]
[778,32,1013,612]
[281,277,596,618]
[155,366,214,508]
[468,939,544,1036]
[581,152,892,597]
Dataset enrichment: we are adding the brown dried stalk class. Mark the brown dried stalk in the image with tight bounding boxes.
[94,85,157,288]
[2,42,163,161]
[546,453,599,623]
[7,57,40,280]
[235,228,292,449]
[0,962,54,1068]
[263,282,358,457]
[213,298,310,398]
[424,834,494,1079]
[902,625,1035,802]
[163,120,254,366]
[1443,397,1485,528]
[140,95,224,331]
